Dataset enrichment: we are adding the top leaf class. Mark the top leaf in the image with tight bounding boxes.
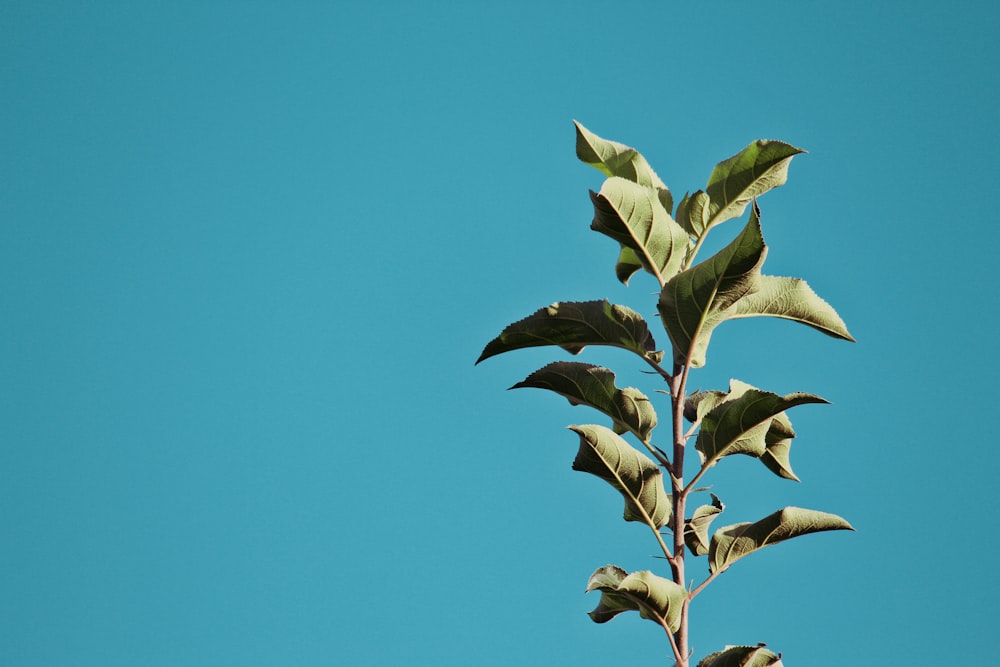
[704,140,804,232]
[476,300,663,365]
[574,121,673,213]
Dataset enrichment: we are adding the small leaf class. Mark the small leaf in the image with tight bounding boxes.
[675,190,711,237]
[709,507,854,574]
[614,246,643,285]
[590,178,690,285]
[698,644,783,667]
[477,300,663,365]
[760,413,800,481]
[685,494,725,556]
[724,275,855,342]
[511,362,657,441]
[658,208,767,367]
[574,121,673,213]
[695,379,827,468]
[586,565,686,632]
[704,140,804,231]
[569,424,671,528]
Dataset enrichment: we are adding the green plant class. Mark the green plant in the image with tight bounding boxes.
[476,122,856,666]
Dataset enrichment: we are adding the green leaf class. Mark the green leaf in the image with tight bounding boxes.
[569,424,671,528]
[685,494,724,557]
[760,413,800,481]
[476,300,663,365]
[704,140,804,231]
[614,246,643,285]
[724,275,855,342]
[698,645,784,667]
[511,362,657,441]
[695,380,828,469]
[675,190,711,237]
[586,565,686,632]
[574,121,673,213]
[590,177,690,286]
[709,507,854,574]
[658,210,767,367]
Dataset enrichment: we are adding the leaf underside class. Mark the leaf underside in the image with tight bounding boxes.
[697,644,784,667]
[685,493,724,557]
[476,300,663,365]
[511,361,657,441]
[569,424,671,528]
[709,507,854,574]
[586,565,686,632]
[574,121,673,213]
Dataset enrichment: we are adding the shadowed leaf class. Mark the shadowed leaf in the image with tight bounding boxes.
[590,177,690,286]
[574,121,673,213]
[760,413,800,481]
[705,140,804,231]
[695,380,827,468]
[476,300,663,365]
[569,424,671,527]
[685,494,724,557]
[658,209,767,367]
[709,507,854,574]
[511,362,657,441]
[698,644,784,667]
[586,565,686,631]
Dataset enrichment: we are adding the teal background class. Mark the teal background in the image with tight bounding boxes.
[2,1,997,664]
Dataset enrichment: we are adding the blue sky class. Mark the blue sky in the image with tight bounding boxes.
[2,1,997,665]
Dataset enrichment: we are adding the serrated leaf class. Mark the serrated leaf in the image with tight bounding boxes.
[684,389,728,423]
[724,275,855,342]
[574,121,673,213]
[685,493,724,556]
[569,424,671,528]
[657,209,767,367]
[586,565,686,631]
[590,178,690,286]
[695,379,827,468]
[705,140,804,231]
[709,507,854,574]
[676,190,711,237]
[511,362,657,441]
[476,300,663,365]
[698,644,784,667]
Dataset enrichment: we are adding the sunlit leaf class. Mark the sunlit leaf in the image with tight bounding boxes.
[698,644,784,667]
[569,424,671,527]
[725,275,855,341]
[709,507,854,574]
[586,565,686,631]
[675,190,711,237]
[685,494,724,557]
[760,413,799,481]
[591,177,690,286]
[476,300,663,365]
[614,246,644,285]
[658,210,767,367]
[704,140,804,231]
[574,121,673,213]
[511,362,657,441]
[695,380,827,468]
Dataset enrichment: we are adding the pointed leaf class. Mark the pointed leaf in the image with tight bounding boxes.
[698,645,783,667]
[705,140,804,230]
[709,507,854,574]
[658,209,767,367]
[586,565,686,631]
[477,300,663,365]
[590,178,690,285]
[685,494,724,556]
[696,380,827,468]
[569,424,671,528]
[675,190,711,237]
[725,275,855,342]
[574,121,673,213]
[511,362,657,441]
[760,413,800,481]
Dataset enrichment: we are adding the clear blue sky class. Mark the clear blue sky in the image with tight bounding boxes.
[2,1,997,665]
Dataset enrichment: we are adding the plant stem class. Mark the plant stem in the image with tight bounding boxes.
[669,362,692,666]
